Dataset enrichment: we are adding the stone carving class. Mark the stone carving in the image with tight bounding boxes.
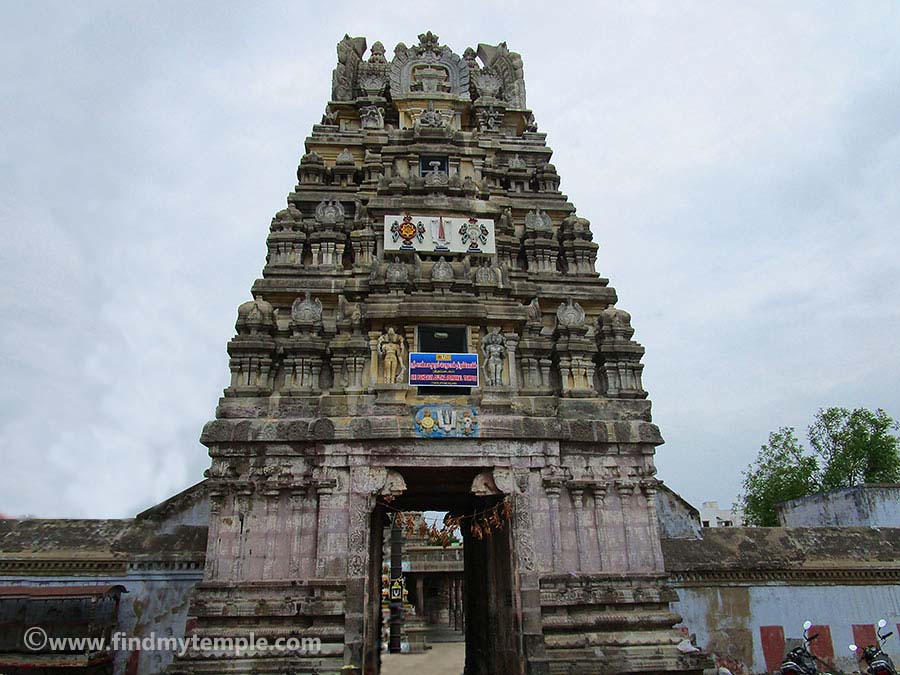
[315,199,345,225]
[525,208,552,232]
[463,47,480,72]
[557,298,586,328]
[508,153,527,170]
[332,35,366,101]
[385,256,409,283]
[431,256,454,282]
[377,326,406,384]
[476,42,527,109]
[474,259,499,286]
[472,69,502,100]
[599,304,634,340]
[423,160,450,187]
[482,327,508,386]
[526,297,542,323]
[336,148,355,165]
[389,32,470,100]
[359,104,385,129]
[368,41,387,64]
[291,292,323,323]
[235,297,275,336]
[359,74,387,96]
[476,105,503,131]
[471,470,501,495]
[524,111,538,132]
[322,105,339,125]
[416,100,445,128]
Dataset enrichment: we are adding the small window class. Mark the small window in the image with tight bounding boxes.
[701,520,710,528]
[722,520,732,527]
[420,155,448,177]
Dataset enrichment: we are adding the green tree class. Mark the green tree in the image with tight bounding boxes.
[809,407,900,489]
[740,427,819,526]
[739,407,899,526]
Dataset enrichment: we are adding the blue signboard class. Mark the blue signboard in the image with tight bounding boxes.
[408,352,479,387]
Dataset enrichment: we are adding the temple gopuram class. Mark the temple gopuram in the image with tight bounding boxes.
[164,31,706,675]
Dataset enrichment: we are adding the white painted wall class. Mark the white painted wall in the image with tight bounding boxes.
[673,583,900,674]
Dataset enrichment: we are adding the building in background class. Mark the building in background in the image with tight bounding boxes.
[699,500,744,528]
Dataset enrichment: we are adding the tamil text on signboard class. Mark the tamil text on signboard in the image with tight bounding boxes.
[408,352,479,387]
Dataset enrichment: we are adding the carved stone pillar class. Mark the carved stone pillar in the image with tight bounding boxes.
[314,475,336,578]
[206,490,224,581]
[289,488,305,578]
[568,483,587,572]
[543,477,562,571]
[591,483,607,572]
[512,471,537,573]
[368,330,381,387]
[262,489,280,580]
[642,480,665,573]
[616,482,639,571]
[232,489,252,581]
[504,331,519,391]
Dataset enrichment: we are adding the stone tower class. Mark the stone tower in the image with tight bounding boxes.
[170,32,707,675]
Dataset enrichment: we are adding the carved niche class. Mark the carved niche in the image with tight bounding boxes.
[390,32,471,100]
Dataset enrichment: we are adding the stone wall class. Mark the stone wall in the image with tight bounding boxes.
[664,527,900,675]
[0,508,206,675]
[776,483,900,527]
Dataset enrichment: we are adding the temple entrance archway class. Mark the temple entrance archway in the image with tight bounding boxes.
[366,467,522,675]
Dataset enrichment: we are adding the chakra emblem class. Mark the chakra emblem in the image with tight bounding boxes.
[390,215,425,249]
[458,217,489,252]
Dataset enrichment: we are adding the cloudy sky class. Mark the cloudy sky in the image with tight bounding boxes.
[1,1,899,518]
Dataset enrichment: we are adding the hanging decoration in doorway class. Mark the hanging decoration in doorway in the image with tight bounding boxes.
[378,496,514,548]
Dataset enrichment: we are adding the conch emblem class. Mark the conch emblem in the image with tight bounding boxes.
[458,217,490,252]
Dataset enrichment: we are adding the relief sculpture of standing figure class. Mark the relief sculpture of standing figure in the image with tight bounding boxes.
[482,327,507,387]
[378,327,406,383]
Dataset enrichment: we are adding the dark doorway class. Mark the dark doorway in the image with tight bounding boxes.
[369,467,521,675]
[417,325,470,395]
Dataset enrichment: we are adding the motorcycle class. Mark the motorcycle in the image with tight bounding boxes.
[849,618,897,675]
[781,621,823,675]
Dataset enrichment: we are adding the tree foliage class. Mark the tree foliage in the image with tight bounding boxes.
[740,407,900,526]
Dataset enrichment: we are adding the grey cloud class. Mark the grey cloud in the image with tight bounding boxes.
[1,1,899,517]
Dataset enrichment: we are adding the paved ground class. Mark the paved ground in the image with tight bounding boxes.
[380,642,465,675]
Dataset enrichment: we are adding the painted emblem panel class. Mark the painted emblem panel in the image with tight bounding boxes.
[413,405,480,438]
[384,214,495,254]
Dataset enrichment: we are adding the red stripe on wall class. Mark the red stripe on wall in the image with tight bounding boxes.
[761,625,786,673]
[853,624,878,650]
[808,625,834,664]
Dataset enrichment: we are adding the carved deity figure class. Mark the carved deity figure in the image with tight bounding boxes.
[482,327,508,387]
[378,327,406,384]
